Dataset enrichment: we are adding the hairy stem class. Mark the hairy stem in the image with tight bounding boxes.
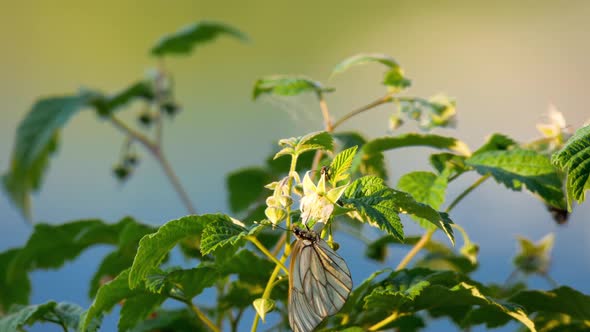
[188,301,220,332]
[318,92,333,132]
[109,115,197,214]
[248,236,288,273]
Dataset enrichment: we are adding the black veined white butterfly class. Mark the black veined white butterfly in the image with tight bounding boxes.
[288,226,353,332]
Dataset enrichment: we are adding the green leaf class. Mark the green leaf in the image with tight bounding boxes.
[0,249,30,312]
[3,93,92,220]
[0,301,88,332]
[129,215,217,289]
[7,219,126,282]
[429,152,468,176]
[89,218,156,298]
[466,148,566,209]
[200,216,250,255]
[329,146,358,186]
[332,53,411,90]
[473,133,517,155]
[253,298,275,322]
[81,269,165,332]
[510,286,590,321]
[219,250,274,285]
[333,132,388,180]
[362,133,471,157]
[91,81,154,117]
[227,168,272,213]
[151,20,247,56]
[551,124,590,208]
[397,171,449,230]
[252,75,333,100]
[165,267,219,299]
[275,131,334,159]
[341,176,454,244]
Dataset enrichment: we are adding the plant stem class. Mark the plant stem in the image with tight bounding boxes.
[109,115,197,214]
[368,311,400,331]
[318,92,333,132]
[543,273,559,288]
[248,236,288,273]
[250,253,289,332]
[187,301,220,332]
[395,174,491,271]
[446,174,490,213]
[331,94,394,130]
[395,229,434,271]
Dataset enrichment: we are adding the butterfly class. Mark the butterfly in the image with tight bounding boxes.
[288,226,353,332]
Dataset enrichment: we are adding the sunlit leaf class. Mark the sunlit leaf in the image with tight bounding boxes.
[329,146,357,186]
[334,132,388,180]
[397,170,449,230]
[551,124,590,209]
[341,176,454,244]
[332,53,411,90]
[129,215,217,289]
[151,21,247,56]
[510,286,590,321]
[362,133,470,157]
[467,148,566,209]
[200,216,250,255]
[274,131,334,159]
[252,75,333,100]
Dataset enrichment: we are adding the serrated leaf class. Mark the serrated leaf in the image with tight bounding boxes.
[362,133,471,157]
[227,167,272,213]
[0,301,88,332]
[151,21,247,56]
[332,53,411,90]
[467,148,566,209]
[415,282,536,331]
[253,298,275,322]
[333,132,388,180]
[166,267,219,299]
[510,286,590,321]
[200,216,250,255]
[129,215,217,289]
[91,81,154,117]
[3,93,92,220]
[275,131,334,159]
[81,269,165,332]
[252,75,333,100]
[397,171,448,230]
[342,176,454,244]
[551,125,590,209]
[329,146,357,186]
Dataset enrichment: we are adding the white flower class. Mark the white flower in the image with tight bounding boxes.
[299,171,347,229]
[536,105,568,138]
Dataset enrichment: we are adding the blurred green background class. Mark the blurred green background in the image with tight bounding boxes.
[1,1,590,331]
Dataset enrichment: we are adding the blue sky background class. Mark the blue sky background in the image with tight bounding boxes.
[1,1,590,331]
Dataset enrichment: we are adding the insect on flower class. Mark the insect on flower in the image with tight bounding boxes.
[288,226,352,332]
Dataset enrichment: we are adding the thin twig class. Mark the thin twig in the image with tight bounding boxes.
[109,115,197,214]
[446,174,490,213]
[395,229,434,271]
[332,94,394,130]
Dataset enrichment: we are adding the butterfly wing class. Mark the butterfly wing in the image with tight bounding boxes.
[288,238,352,332]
